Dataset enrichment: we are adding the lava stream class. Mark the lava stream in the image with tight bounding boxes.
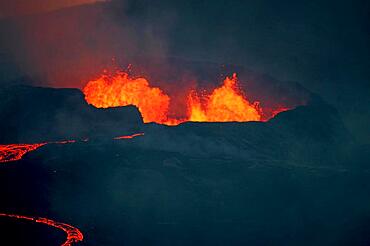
[114,132,145,139]
[0,140,76,163]
[0,134,144,163]
[0,143,47,163]
[0,213,83,246]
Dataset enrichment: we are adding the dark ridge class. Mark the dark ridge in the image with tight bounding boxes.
[0,83,143,143]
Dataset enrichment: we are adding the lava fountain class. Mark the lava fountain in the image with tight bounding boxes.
[83,72,170,123]
[188,73,261,122]
[83,70,289,125]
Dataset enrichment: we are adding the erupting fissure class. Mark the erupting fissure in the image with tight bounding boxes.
[83,71,288,125]
[83,72,170,123]
[0,213,83,246]
[187,73,261,122]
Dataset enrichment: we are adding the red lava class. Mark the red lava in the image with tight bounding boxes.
[0,133,144,163]
[0,140,76,163]
[0,143,48,163]
[113,132,145,140]
[0,213,83,246]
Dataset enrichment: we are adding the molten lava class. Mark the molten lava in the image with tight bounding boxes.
[83,72,170,123]
[0,134,144,163]
[0,213,83,246]
[188,73,261,122]
[114,132,145,140]
[0,140,76,163]
[83,70,290,125]
[0,143,47,163]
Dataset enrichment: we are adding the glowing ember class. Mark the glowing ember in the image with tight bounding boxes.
[0,213,83,246]
[188,73,261,122]
[83,72,170,123]
[83,70,291,125]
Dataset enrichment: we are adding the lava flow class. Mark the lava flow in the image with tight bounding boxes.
[114,132,145,140]
[0,213,83,246]
[83,70,288,125]
[0,143,47,163]
[0,140,75,163]
[0,134,144,163]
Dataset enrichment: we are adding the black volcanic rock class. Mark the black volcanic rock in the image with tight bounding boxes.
[126,100,352,168]
[0,85,143,143]
[0,109,368,246]
[0,90,368,245]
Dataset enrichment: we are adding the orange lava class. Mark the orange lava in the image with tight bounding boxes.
[0,134,144,163]
[0,143,47,163]
[0,213,83,246]
[188,73,261,122]
[0,140,75,163]
[83,72,170,124]
[83,70,287,125]
[114,132,145,140]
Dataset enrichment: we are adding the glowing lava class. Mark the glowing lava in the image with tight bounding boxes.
[83,72,170,123]
[0,134,144,163]
[0,140,76,163]
[83,70,291,125]
[188,73,261,122]
[0,143,47,163]
[114,132,145,140]
[0,213,83,246]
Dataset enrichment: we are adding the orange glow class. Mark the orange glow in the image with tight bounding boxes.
[271,106,290,117]
[188,73,261,122]
[83,72,170,123]
[0,213,83,246]
[83,70,291,125]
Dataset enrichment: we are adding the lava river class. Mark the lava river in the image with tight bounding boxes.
[0,140,75,163]
[0,133,144,163]
[0,213,83,246]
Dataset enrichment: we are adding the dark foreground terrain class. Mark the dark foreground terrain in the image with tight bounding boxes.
[0,84,369,246]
